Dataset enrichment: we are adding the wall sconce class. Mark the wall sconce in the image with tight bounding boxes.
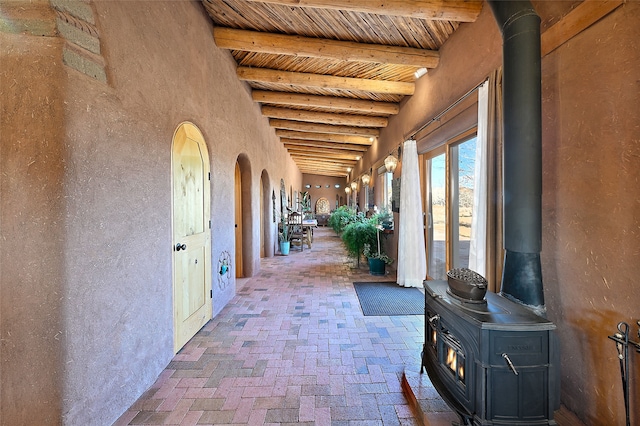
[384,153,398,173]
[350,181,358,191]
[361,173,371,186]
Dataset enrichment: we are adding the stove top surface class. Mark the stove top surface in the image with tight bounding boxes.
[425,280,555,330]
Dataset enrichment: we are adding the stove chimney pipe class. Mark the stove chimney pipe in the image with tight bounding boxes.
[488,1,544,312]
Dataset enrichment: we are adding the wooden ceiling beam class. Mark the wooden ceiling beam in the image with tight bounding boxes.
[252,90,399,115]
[276,130,373,145]
[238,67,414,96]
[269,119,380,137]
[243,0,482,22]
[298,169,348,177]
[280,139,368,152]
[285,146,364,159]
[215,28,439,69]
[262,106,388,127]
[295,160,352,169]
[289,149,360,161]
[291,154,356,164]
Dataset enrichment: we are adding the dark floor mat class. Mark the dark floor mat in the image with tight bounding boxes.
[353,281,424,316]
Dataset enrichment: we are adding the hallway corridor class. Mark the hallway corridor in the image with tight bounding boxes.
[114,227,455,425]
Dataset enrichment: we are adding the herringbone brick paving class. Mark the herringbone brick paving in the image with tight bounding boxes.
[114,227,455,425]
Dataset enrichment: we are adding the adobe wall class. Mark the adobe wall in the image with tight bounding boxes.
[540,2,640,424]
[302,174,348,213]
[0,33,67,425]
[0,1,301,425]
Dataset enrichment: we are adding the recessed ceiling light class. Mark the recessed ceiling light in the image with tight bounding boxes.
[355,156,361,161]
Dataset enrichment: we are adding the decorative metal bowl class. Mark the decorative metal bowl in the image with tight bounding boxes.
[447,268,488,301]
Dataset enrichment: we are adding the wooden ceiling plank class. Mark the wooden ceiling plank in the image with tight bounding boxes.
[285,145,364,158]
[291,155,357,164]
[214,27,440,68]
[262,106,388,127]
[276,130,373,145]
[269,119,380,137]
[281,139,368,151]
[238,67,414,96]
[242,0,482,22]
[289,150,360,161]
[252,90,399,115]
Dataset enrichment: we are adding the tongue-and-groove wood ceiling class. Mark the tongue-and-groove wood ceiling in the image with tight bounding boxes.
[202,0,483,177]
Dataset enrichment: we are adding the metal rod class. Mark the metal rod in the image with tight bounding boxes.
[607,321,640,426]
[404,79,488,142]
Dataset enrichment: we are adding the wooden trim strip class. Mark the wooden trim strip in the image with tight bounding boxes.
[541,0,624,57]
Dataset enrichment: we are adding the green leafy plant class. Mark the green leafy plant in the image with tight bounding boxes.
[328,206,357,234]
[278,213,290,242]
[341,220,378,267]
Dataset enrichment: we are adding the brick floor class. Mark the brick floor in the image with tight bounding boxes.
[114,227,454,425]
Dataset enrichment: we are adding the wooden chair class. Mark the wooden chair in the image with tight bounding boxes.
[288,212,305,251]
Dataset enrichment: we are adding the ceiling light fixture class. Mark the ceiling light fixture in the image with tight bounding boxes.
[350,181,358,191]
[414,67,428,79]
[361,173,371,186]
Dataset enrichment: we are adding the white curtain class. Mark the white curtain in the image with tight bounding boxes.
[469,81,489,276]
[396,139,427,288]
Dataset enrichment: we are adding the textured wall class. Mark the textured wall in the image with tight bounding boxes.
[302,174,347,212]
[540,2,640,424]
[0,33,66,425]
[0,1,300,425]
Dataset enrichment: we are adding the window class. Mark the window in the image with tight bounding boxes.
[377,165,393,213]
[424,131,480,280]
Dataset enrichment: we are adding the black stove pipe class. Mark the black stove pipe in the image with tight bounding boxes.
[488,1,545,312]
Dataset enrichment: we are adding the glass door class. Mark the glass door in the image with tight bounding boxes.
[426,151,447,280]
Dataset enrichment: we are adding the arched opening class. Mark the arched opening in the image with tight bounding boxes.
[260,170,273,258]
[235,154,253,277]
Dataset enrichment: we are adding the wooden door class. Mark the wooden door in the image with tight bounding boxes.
[234,162,243,277]
[172,122,211,353]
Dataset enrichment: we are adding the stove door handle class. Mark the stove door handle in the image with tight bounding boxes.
[502,353,519,376]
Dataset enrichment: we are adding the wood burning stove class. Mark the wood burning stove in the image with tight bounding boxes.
[422,280,560,425]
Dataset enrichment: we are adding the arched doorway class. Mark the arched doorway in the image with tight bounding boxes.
[234,161,243,278]
[260,170,273,258]
[171,122,212,353]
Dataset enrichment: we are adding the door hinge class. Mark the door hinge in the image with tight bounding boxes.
[210,289,213,298]
[209,220,211,229]
[208,172,211,181]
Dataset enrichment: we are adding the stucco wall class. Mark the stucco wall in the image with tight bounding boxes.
[1,1,301,425]
[0,33,67,425]
[302,174,347,212]
[540,2,640,424]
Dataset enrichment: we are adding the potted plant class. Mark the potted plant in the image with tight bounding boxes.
[278,214,290,255]
[363,224,394,275]
[328,205,357,235]
[340,218,377,268]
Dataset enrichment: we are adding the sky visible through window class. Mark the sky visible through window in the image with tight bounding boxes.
[430,137,477,190]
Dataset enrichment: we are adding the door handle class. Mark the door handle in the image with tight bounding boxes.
[175,243,186,251]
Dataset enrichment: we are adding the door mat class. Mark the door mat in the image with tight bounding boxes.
[353,281,425,316]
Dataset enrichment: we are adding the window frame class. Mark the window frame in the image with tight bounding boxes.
[422,127,479,280]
